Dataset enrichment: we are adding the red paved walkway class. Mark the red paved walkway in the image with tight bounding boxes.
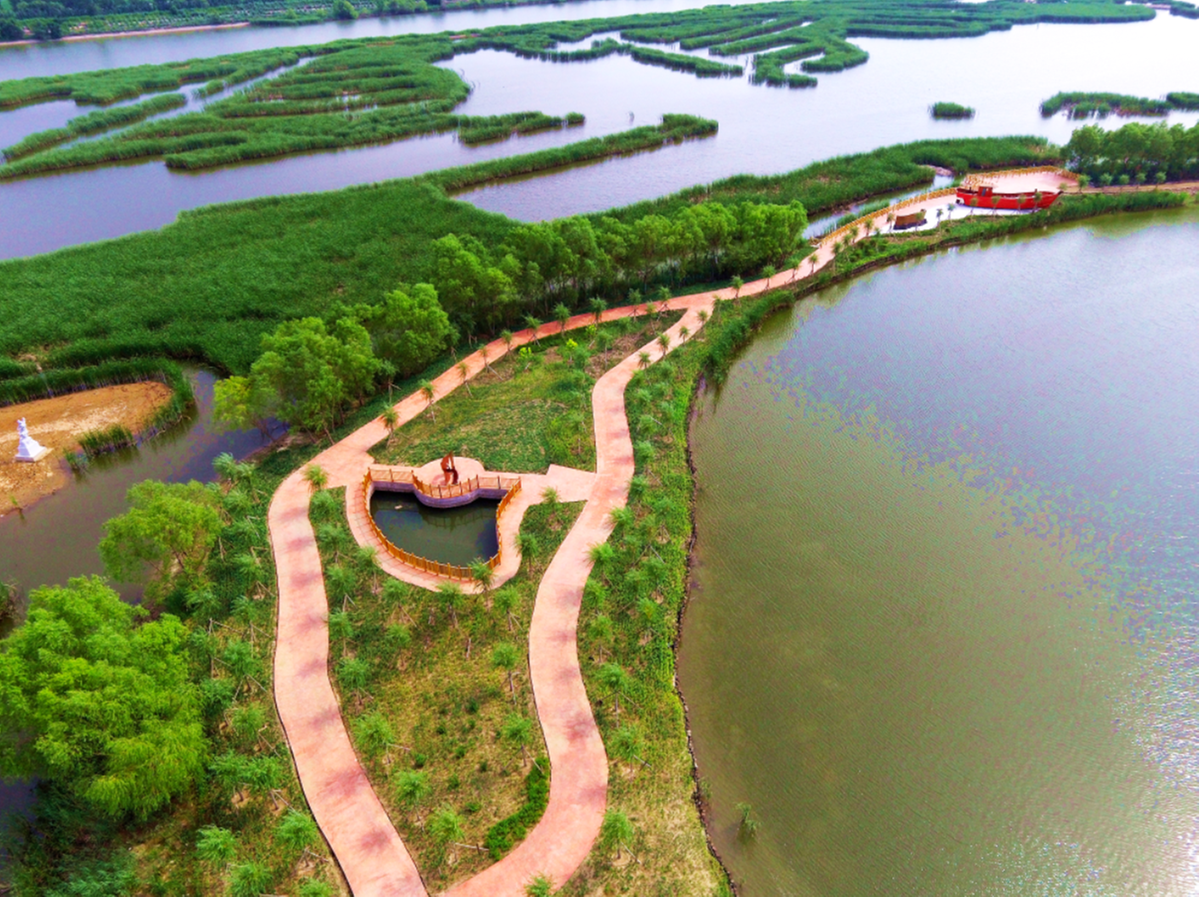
[272,169,1057,892]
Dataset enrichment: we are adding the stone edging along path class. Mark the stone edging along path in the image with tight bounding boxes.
[267,168,1054,895]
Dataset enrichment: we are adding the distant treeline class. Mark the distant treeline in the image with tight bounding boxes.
[1039,91,1199,119]
[1065,120,1199,183]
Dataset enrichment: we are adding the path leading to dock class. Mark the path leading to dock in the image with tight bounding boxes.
[267,167,1056,896]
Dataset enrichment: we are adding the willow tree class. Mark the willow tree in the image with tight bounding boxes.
[0,576,205,820]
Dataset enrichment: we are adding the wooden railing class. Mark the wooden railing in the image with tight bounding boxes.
[361,470,523,581]
[816,187,956,249]
[960,166,1073,189]
[409,471,521,501]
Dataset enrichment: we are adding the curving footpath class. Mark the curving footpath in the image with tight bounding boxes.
[269,170,1049,895]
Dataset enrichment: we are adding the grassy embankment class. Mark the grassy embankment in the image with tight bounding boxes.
[1040,90,1199,118]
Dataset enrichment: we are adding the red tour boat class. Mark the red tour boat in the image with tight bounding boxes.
[956,174,1061,211]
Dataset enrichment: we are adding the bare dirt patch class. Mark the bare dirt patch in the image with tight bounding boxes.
[0,381,174,513]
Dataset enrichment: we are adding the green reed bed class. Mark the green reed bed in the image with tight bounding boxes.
[751,46,821,88]
[0,0,1160,178]
[2,93,186,161]
[429,114,717,192]
[0,44,312,108]
[622,44,743,77]
[1040,91,1174,118]
[1167,91,1199,110]
[931,101,975,120]
[0,134,1048,379]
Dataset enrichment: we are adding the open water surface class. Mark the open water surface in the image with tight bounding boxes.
[1,12,1197,258]
[680,208,1199,896]
[370,492,500,566]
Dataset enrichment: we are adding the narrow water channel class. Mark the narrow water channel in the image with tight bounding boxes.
[681,208,1199,896]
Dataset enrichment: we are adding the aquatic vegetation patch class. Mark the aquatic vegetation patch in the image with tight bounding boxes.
[2,93,186,161]
[931,101,975,120]
[1037,90,1199,118]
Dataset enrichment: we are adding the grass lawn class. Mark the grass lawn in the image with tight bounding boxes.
[373,312,681,474]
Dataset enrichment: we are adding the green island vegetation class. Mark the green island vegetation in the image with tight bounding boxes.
[1,115,1196,891]
[931,101,975,120]
[0,0,1166,174]
[1166,91,1199,110]
[1039,90,1199,119]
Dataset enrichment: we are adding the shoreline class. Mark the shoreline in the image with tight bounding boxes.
[0,20,250,47]
[672,190,1194,895]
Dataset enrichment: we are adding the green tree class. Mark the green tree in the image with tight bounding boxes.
[491,642,519,702]
[359,283,454,378]
[596,662,631,718]
[419,379,437,423]
[598,809,635,860]
[394,769,431,806]
[437,582,466,627]
[276,809,319,852]
[332,0,357,18]
[195,825,238,867]
[229,861,274,897]
[250,317,379,437]
[502,712,533,766]
[212,375,275,440]
[352,711,396,762]
[99,480,222,602]
[0,577,205,819]
[428,805,466,854]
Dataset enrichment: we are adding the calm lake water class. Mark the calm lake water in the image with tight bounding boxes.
[1,12,1197,259]
[680,208,1199,896]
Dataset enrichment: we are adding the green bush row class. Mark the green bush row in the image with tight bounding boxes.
[482,763,548,859]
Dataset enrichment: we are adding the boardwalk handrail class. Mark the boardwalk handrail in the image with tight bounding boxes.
[816,187,957,250]
[961,165,1074,189]
[362,469,522,581]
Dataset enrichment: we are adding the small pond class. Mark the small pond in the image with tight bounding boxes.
[370,492,499,568]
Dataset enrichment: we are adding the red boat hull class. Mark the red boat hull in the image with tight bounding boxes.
[956,187,1059,211]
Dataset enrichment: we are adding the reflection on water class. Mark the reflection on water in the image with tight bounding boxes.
[370,492,499,567]
[681,208,1199,896]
